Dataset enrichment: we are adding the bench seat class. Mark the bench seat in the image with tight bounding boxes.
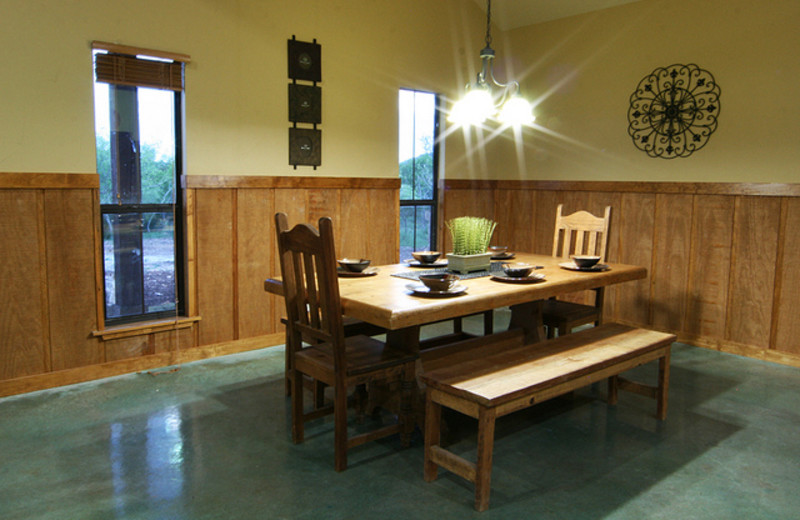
[420,322,676,512]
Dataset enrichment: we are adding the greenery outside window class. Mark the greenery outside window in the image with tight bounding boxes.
[93,43,188,325]
[399,89,440,260]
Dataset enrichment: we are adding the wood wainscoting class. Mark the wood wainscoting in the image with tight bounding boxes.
[0,173,399,396]
[443,180,800,367]
[184,175,400,351]
[2,173,796,395]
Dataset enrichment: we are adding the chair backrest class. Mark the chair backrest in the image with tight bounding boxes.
[275,213,346,368]
[552,205,612,262]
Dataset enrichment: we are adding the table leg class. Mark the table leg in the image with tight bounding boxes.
[508,300,545,344]
[386,325,421,353]
[371,326,425,428]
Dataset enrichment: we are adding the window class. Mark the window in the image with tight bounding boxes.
[399,89,439,260]
[93,43,188,325]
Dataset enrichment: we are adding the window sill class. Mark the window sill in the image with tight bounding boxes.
[92,316,201,341]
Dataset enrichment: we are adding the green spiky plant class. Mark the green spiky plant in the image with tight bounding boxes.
[446,216,497,255]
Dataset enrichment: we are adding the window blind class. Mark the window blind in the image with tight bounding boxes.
[92,41,189,92]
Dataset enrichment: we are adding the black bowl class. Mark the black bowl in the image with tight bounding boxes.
[573,255,601,268]
[418,273,459,291]
[502,262,534,277]
[337,258,371,272]
[412,251,442,264]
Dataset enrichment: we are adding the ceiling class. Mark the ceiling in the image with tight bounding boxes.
[470,0,644,30]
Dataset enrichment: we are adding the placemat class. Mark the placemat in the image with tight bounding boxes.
[391,262,506,281]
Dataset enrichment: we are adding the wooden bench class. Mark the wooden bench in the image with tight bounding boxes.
[419,323,676,512]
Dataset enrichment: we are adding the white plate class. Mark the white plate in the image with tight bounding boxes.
[558,262,610,272]
[406,282,467,297]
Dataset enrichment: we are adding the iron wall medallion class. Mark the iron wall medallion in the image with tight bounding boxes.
[627,64,721,159]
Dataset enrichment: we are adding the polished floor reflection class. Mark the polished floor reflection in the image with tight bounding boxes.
[2,313,799,519]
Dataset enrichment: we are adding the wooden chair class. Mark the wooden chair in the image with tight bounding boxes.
[271,217,386,397]
[275,212,417,471]
[542,204,612,338]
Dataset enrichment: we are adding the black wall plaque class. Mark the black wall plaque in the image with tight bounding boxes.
[289,127,321,167]
[288,83,321,124]
[287,39,321,82]
[288,36,322,169]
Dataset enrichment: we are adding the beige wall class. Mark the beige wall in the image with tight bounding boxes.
[461,0,800,182]
[2,0,797,182]
[0,0,487,178]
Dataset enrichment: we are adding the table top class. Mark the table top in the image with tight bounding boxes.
[266,253,646,331]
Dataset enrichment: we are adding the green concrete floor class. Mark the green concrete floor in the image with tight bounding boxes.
[2,314,799,519]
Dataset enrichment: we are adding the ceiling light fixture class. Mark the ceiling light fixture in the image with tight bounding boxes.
[449,0,534,127]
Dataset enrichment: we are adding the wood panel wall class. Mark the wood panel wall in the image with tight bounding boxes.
[2,174,796,395]
[444,180,800,366]
[0,173,399,396]
[186,175,400,351]
[1,175,101,384]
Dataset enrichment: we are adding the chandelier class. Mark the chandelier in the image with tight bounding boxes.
[449,0,534,127]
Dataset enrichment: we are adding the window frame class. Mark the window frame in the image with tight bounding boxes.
[92,42,189,327]
[399,89,441,257]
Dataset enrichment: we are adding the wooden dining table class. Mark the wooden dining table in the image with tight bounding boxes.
[264,252,647,353]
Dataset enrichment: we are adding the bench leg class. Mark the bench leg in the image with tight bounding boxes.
[424,389,441,482]
[657,349,671,420]
[475,407,497,512]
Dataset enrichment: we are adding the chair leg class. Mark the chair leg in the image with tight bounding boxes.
[334,381,349,472]
[557,323,569,337]
[314,380,326,409]
[657,350,671,420]
[400,365,415,446]
[423,389,441,482]
[594,287,605,326]
[354,383,368,424]
[291,368,305,444]
[483,310,493,335]
[453,317,464,334]
[284,329,292,396]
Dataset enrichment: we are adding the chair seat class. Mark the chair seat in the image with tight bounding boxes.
[282,316,387,396]
[295,335,417,379]
[542,299,601,323]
